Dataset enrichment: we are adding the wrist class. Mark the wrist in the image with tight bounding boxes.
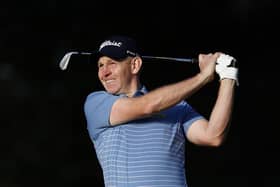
[219,67,239,86]
[197,72,214,85]
[220,78,237,86]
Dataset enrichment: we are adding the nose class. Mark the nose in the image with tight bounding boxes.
[99,65,112,78]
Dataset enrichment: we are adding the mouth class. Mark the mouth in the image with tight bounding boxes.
[103,79,116,87]
[105,80,114,84]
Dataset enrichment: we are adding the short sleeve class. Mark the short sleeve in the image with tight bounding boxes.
[84,91,119,140]
[180,101,205,134]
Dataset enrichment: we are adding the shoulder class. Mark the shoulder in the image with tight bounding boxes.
[170,100,199,117]
[84,91,120,110]
[86,90,108,100]
[85,91,116,103]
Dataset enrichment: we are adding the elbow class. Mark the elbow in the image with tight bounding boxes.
[205,136,225,147]
[209,139,223,147]
[193,136,224,147]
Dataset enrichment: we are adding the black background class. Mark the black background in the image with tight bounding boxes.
[1,0,278,187]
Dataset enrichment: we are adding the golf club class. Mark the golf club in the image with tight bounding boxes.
[59,51,198,71]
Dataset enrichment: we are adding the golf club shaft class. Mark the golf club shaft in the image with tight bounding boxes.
[59,51,198,70]
[141,55,198,63]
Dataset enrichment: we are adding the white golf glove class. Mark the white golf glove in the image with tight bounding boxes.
[215,54,239,86]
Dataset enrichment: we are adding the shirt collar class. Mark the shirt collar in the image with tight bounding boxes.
[117,85,148,98]
[132,85,148,97]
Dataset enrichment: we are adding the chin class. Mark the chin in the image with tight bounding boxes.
[105,88,120,95]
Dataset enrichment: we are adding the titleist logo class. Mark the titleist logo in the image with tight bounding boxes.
[99,40,122,50]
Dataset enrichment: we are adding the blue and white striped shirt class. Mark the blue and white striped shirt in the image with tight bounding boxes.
[84,86,203,187]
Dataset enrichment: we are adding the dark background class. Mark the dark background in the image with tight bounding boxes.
[1,0,278,187]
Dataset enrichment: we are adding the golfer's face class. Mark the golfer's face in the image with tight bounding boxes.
[98,56,133,95]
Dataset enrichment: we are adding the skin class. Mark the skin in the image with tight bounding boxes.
[97,53,236,146]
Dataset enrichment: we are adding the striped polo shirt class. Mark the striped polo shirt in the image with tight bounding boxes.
[84,86,203,187]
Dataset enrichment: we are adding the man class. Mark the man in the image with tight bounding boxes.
[84,35,238,187]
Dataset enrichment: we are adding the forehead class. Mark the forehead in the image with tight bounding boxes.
[97,56,117,66]
[98,56,115,63]
[97,56,131,65]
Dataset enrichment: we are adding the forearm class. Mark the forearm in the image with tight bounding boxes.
[142,73,210,114]
[110,73,211,125]
[206,79,236,140]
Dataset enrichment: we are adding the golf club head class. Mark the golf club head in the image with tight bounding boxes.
[59,52,92,70]
[59,52,79,70]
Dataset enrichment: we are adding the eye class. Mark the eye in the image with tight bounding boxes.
[97,63,104,69]
[97,60,117,70]
[108,61,117,67]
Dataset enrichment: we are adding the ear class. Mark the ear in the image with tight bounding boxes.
[130,57,142,74]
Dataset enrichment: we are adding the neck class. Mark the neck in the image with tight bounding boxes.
[125,78,142,97]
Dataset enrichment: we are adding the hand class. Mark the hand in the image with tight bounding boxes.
[198,53,218,83]
[215,54,239,85]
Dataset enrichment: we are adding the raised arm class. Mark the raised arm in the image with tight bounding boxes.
[186,79,236,146]
[186,53,238,146]
[110,53,219,125]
